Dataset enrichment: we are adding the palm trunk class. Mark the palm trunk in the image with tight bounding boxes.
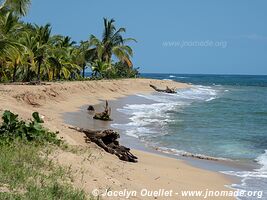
[57,70,61,80]
[37,61,41,81]
[82,65,85,78]
[26,65,30,82]
[12,63,17,82]
[0,63,2,82]
[52,68,55,80]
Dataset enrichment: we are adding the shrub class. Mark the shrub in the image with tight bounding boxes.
[98,62,139,79]
[0,111,61,145]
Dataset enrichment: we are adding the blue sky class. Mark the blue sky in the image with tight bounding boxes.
[23,0,267,75]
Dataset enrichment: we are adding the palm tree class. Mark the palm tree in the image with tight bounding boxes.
[0,11,25,81]
[47,36,81,80]
[19,29,38,81]
[46,45,81,80]
[91,59,111,78]
[5,46,25,82]
[0,7,138,82]
[74,40,91,78]
[0,12,21,37]
[0,39,9,81]
[89,18,136,68]
[33,24,52,81]
[0,0,31,16]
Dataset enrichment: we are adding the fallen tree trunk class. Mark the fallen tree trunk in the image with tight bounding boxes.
[93,100,111,121]
[149,84,176,93]
[69,126,138,163]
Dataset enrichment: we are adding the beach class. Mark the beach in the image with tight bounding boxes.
[0,78,234,199]
[1,0,266,198]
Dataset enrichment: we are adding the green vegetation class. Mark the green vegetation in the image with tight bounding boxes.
[0,142,88,200]
[0,111,94,199]
[0,110,61,145]
[0,0,139,83]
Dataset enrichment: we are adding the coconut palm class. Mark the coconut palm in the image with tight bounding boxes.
[5,45,25,82]
[0,12,21,37]
[18,29,38,81]
[0,11,25,81]
[91,59,112,78]
[53,35,76,48]
[47,37,81,80]
[33,23,52,81]
[74,40,91,78]
[0,0,139,83]
[0,33,11,81]
[0,40,9,81]
[88,18,136,69]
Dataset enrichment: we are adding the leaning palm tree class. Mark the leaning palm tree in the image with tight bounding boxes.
[0,0,31,16]
[88,18,136,68]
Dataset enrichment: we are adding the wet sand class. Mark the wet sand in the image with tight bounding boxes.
[64,94,254,173]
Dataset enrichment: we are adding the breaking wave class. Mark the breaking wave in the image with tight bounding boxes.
[111,85,221,157]
[222,151,267,199]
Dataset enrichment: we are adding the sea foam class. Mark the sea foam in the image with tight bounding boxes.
[256,150,267,172]
[112,85,220,147]
[155,146,229,161]
[222,151,267,199]
[223,150,267,178]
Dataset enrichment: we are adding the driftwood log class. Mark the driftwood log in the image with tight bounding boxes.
[69,126,138,163]
[93,100,111,121]
[149,84,176,93]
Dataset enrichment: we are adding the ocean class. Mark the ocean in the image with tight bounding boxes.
[111,73,267,200]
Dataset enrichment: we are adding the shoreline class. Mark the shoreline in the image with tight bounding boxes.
[64,95,254,172]
[0,79,236,199]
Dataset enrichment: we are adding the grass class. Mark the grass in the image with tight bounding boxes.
[0,141,92,200]
[0,111,99,199]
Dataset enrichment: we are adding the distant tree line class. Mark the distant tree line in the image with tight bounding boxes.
[0,0,139,82]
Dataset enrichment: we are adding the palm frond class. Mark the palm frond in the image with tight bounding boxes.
[123,38,137,43]
[1,0,31,16]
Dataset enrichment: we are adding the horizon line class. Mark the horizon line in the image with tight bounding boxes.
[140,72,267,76]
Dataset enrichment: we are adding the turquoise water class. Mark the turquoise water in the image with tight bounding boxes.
[155,85,266,160]
[112,74,267,199]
